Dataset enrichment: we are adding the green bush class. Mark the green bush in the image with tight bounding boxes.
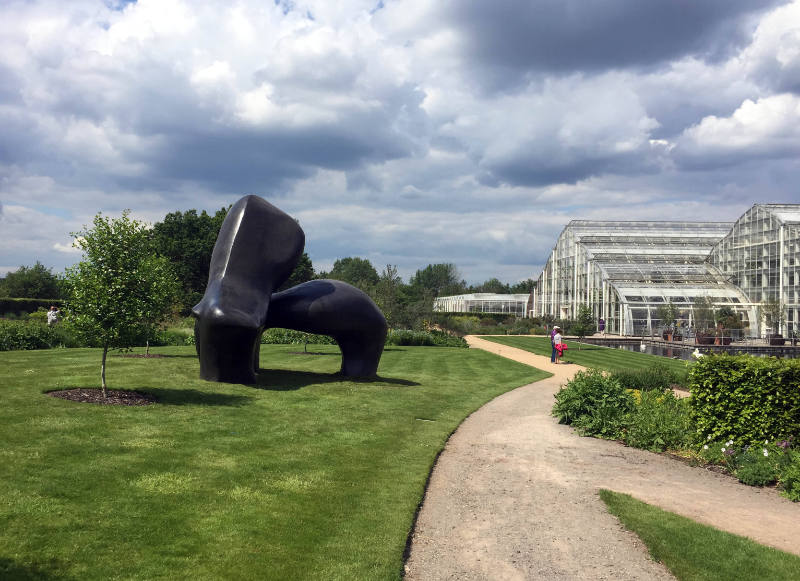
[0,320,79,351]
[735,446,780,487]
[552,369,634,439]
[610,363,687,392]
[623,389,694,451]
[260,328,336,345]
[780,450,800,502]
[689,355,800,445]
[385,329,467,348]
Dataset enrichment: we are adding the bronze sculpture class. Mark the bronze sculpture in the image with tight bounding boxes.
[192,195,387,383]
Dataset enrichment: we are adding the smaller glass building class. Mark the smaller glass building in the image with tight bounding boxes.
[433,293,531,317]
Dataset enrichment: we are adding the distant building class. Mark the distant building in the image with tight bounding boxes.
[529,203,800,337]
[433,293,532,317]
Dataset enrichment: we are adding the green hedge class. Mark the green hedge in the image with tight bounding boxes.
[689,355,800,445]
[0,298,63,317]
[260,328,337,345]
[0,320,79,351]
[386,329,468,348]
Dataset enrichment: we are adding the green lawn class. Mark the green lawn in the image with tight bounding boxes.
[0,344,546,580]
[600,490,800,581]
[483,335,689,375]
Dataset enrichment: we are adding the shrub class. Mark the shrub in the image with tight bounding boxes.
[386,329,467,348]
[689,355,800,445]
[780,450,800,502]
[623,389,694,451]
[260,328,336,345]
[610,363,687,392]
[0,320,80,351]
[735,446,780,487]
[552,369,634,439]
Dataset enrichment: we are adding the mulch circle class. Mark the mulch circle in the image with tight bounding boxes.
[116,354,165,358]
[48,388,157,406]
[288,351,328,356]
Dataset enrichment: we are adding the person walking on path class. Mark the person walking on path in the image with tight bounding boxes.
[552,327,563,363]
[550,325,560,363]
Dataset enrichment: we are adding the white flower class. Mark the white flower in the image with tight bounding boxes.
[763,449,769,457]
[726,440,734,446]
[703,445,709,450]
[707,435,712,441]
[721,447,726,452]
[765,440,769,445]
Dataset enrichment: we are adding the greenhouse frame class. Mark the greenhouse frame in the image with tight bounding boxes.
[529,203,799,337]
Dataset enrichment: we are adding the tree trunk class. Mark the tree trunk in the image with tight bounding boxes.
[101,345,108,398]
[146,339,150,357]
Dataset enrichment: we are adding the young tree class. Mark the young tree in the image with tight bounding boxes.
[64,211,179,397]
[371,264,403,328]
[761,298,785,335]
[655,301,679,333]
[572,304,595,349]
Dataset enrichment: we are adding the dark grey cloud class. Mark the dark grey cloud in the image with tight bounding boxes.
[445,0,785,89]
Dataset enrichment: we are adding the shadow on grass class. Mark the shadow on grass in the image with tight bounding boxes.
[0,557,74,581]
[138,388,253,406]
[254,368,420,391]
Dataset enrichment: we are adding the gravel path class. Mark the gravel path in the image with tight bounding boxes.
[403,336,800,579]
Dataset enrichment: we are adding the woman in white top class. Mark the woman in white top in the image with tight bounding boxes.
[553,330,563,363]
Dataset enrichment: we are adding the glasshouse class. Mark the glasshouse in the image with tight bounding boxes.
[528,203,800,337]
[433,293,532,317]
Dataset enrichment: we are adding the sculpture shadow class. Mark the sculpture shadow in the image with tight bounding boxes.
[254,369,420,391]
[139,388,253,407]
[0,557,73,581]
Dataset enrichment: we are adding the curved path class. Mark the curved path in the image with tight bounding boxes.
[404,335,800,580]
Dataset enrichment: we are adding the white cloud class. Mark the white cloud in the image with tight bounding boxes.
[677,93,800,167]
[0,0,799,284]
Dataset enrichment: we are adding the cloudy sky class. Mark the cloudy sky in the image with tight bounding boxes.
[1,0,799,284]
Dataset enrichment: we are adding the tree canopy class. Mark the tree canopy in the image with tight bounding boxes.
[0,261,62,299]
[324,257,379,290]
[151,208,228,313]
[64,211,179,395]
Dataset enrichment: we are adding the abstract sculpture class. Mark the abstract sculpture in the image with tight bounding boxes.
[268,280,388,377]
[192,195,387,383]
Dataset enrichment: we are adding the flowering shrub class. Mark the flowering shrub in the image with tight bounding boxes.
[700,438,798,494]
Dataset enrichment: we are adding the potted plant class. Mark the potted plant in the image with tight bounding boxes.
[692,297,716,345]
[655,301,679,342]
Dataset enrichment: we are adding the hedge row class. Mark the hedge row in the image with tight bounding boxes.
[689,354,800,444]
[0,298,63,317]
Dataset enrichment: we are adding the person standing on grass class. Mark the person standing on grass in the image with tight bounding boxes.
[551,325,560,363]
[47,305,59,327]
